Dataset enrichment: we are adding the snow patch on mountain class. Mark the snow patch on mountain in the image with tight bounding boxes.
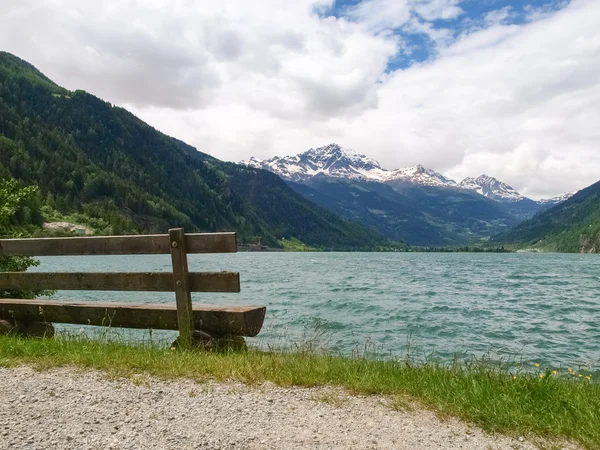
[538,191,577,205]
[244,144,389,182]
[458,175,526,202]
[243,144,456,187]
[385,165,457,188]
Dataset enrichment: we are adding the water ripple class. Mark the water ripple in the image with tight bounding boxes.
[34,252,600,367]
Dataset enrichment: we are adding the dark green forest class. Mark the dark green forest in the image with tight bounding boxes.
[0,51,386,250]
[290,178,523,246]
[494,180,600,252]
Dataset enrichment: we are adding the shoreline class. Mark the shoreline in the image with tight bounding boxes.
[0,365,551,450]
[0,335,597,449]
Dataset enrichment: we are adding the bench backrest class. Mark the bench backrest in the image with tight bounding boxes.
[0,228,238,347]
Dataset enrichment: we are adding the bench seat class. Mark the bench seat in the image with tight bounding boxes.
[0,299,266,337]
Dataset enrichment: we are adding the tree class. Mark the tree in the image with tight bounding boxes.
[0,178,47,299]
[0,178,37,230]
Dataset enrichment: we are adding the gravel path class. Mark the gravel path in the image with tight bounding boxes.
[0,366,561,449]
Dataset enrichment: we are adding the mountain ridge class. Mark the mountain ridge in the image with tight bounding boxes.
[494,179,600,253]
[244,144,574,205]
[243,143,579,245]
[457,175,525,202]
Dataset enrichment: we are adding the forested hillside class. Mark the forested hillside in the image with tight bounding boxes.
[289,178,520,245]
[495,179,600,252]
[0,52,382,249]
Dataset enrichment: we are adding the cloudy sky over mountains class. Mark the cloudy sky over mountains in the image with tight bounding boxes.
[1,0,598,199]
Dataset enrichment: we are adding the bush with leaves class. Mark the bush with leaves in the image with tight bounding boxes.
[0,178,49,299]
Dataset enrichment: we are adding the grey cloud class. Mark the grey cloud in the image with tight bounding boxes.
[1,0,392,118]
[271,30,306,51]
[212,30,245,60]
[1,1,221,109]
[71,25,220,109]
[298,77,379,118]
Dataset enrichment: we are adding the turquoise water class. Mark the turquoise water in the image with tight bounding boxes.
[34,252,600,368]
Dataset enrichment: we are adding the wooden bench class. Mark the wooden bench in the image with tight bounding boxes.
[0,228,266,349]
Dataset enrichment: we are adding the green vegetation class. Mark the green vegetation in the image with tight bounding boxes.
[496,180,600,253]
[0,178,51,299]
[1,335,599,449]
[0,177,44,236]
[0,51,383,249]
[279,237,321,252]
[278,237,409,252]
[411,245,512,253]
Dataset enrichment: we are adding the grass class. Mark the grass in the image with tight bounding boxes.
[1,335,599,449]
[279,237,321,252]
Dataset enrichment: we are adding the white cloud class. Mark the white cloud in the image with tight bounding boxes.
[412,0,464,21]
[343,0,412,32]
[524,0,570,22]
[341,0,463,47]
[483,6,513,25]
[0,0,599,199]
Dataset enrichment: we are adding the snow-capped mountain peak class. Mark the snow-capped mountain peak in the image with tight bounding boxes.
[303,143,383,172]
[242,143,388,182]
[242,144,461,187]
[243,145,573,207]
[385,165,457,188]
[458,174,525,202]
[538,191,577,205]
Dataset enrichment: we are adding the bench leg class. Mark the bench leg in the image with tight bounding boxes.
[0,319,55,338]
[214,334,247,352]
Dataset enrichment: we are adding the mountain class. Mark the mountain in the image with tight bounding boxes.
[245,144,570,206]
[287,177,520,245]
[455,175,540,220]
[0,51,384,250]
[385,165,457,188]
[457,175,524,202]
[538,191,577,206]
[495,180,600,253]
[245,144,457,187]
[245,143,388,182]
[244,144,572,245]
[247,146,523,245]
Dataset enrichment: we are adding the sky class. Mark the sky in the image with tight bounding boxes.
[1,0,599,199]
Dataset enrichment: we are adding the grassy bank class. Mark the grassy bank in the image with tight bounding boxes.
[1,335,599,449]
[279,237,321,252]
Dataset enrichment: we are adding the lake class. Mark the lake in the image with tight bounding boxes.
[33,252,600,368]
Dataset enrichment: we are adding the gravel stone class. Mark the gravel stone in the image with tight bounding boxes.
[0,367,577,449]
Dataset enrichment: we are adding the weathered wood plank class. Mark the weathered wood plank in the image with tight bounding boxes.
[189,272,240,293]
[0,300,266,337]
[186,232,237,254]
[0,232,237,256]
[169,228,194,348]
[0,272,240,292]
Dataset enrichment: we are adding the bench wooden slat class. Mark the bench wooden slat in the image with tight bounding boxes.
[0,272,240,293]
[0,232,237,256]
[0,299,265,337]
